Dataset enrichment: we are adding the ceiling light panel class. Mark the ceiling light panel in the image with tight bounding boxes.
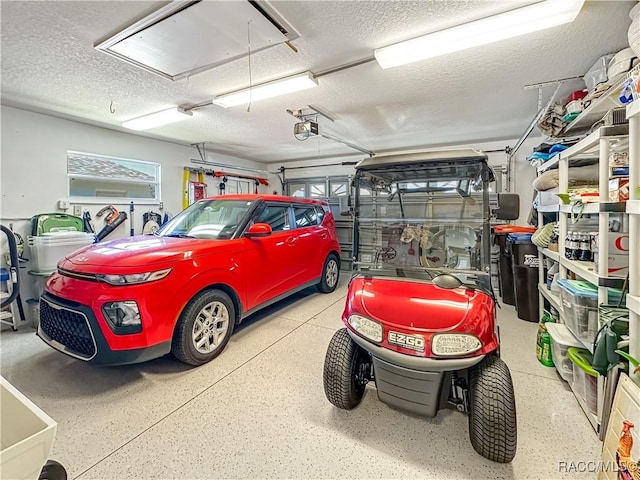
[213,72,318,108]
[375,0,585,69]
[122,107,193,131]
[95,1,299,81]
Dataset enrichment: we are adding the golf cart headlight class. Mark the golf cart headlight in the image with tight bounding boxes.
[348,314,383,342]
[102,301,142,334]
[431,334,482,357]
[98,268,171,285]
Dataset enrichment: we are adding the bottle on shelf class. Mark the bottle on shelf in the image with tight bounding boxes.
[565,231,573,259]
[579,233,591,261]
[570,232,581,261]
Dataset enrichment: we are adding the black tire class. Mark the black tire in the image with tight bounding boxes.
[323,328,368,409]
[172,289,235,366]
[39,460,67,480]
[316,253,340,293]
[468,355,517,463]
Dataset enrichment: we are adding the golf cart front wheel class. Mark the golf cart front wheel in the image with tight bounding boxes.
[469,355,517,463]
[323,328,368,409]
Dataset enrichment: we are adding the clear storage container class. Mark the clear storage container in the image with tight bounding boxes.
[584,54,615,91]
[28,232,94,273]
[546,323,583,383]
[568,347,598,416]
[557,279,599,345]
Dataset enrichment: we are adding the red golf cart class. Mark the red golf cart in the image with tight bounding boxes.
[323,149,518,463]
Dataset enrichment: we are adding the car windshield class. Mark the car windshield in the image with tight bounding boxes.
[354,156,492,287]
[157,199,253,240]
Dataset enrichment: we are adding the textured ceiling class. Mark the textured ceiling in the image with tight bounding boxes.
[1,1,636,163]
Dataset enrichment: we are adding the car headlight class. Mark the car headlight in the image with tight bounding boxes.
[97,268,172,285]
[102,301,142,334]
[431,334,482,357]
[348,314,383,343]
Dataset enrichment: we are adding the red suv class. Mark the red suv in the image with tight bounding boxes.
[38,195,341,366]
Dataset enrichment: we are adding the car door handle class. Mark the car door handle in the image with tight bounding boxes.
[286,236,297,246]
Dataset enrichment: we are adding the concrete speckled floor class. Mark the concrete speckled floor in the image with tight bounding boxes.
[1,277,601,479]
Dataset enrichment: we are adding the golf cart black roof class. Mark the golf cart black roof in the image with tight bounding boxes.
[355,149,494,183]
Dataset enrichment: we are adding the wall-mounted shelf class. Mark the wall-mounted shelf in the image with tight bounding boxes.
[539,247,560,263]
[538,125,629,173]
[563,63,640,134]
[558,256,626,288]
[538,283,561,312]
[627,294,640,317]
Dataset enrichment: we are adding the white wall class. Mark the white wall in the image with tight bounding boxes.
[0,105,268,316]
[273,137,543,225]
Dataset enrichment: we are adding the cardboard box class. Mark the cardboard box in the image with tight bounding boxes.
[590,232,629,255]
[609,177,630,202]
[594,253,629,277]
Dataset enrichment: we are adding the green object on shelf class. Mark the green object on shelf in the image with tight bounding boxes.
[556,193,571,205]
[562,112,580,123]
[568,347,598,377]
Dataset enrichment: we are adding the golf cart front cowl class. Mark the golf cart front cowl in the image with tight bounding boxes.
[344,275,499,358]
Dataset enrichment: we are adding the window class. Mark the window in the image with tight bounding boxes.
[158,199,251,239]
[288,183,306,197]
[315,206,325,224]
[309,183,326,198]
[294,206,319,228]
[254,204,290,232]
[68,151,160,202]
[330,181,348,197]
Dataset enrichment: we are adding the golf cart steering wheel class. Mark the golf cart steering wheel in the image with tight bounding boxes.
[379,246,397,262]
[420,227,476,269]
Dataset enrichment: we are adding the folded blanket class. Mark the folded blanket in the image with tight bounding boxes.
[533,163,599,191]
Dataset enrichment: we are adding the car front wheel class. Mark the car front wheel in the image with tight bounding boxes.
[172,289,235,366]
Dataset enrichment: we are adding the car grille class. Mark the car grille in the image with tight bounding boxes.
[40,299,96,359]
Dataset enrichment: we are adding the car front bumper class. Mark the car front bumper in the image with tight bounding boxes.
[347,329,484,418]
[37,292,171,366]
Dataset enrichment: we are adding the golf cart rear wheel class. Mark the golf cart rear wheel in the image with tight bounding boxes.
[469,355,517,463]
[323,328,368,409]
[39,460,67,480]
[317,253,340,293]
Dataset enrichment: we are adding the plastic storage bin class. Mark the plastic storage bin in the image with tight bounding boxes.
[28,232,94,273]
[546,322,584,383]
[557,279,599,345]
[568,347,598,415]
[584,54,615,91]
[0,376,57,480]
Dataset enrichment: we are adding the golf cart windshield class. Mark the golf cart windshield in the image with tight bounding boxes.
[353,149,494,287]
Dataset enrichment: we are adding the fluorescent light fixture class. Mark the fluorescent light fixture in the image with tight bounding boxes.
[374,0,585,69]
[212,72,318,108]
[122,107,193,131]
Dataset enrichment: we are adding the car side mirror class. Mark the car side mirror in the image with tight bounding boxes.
[494,193,520,220]
[245,223,272,238]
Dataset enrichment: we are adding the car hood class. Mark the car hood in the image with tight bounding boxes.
[347,275,473,332]
[63,235,237,269]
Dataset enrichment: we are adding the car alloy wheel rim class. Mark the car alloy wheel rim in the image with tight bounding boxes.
[192,301,230,354]
[326,260,338,287]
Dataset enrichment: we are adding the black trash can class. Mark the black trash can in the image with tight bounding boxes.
[508,233,540,322]
[493,229,515,305]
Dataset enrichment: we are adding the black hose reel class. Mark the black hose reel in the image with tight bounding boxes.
[1,224,20,308]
